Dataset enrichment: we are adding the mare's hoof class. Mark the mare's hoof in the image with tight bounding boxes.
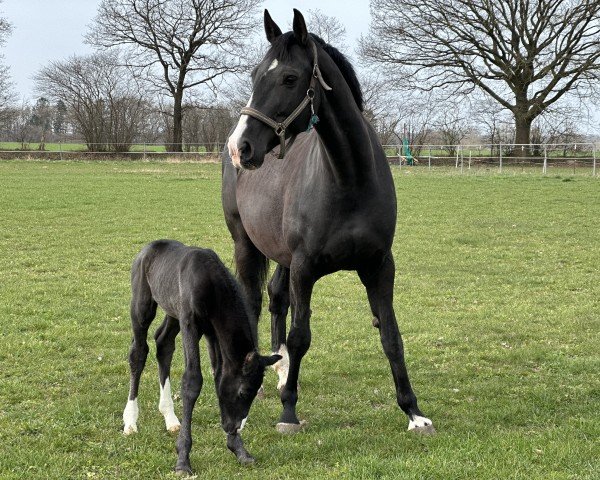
[174,467,194,478]
[408,416,435,435]
[410,424,436,435]
[276,420,307,434]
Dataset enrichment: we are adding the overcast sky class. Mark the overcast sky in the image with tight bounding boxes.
[1,0,370,100]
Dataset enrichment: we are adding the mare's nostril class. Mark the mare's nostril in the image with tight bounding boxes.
[238,141,252,160]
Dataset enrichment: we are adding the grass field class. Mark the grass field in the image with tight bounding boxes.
[0,160,598,479]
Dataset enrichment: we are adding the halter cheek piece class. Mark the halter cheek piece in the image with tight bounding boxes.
[240,41,333,159]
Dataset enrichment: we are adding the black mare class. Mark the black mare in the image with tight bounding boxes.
[122,240,280,474]
[222,10,434,434]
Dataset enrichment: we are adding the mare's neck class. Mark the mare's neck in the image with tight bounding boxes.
[313,51,375,185]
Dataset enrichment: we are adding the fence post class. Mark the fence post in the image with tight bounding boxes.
[143,142,147,161]
[59,141,62,161]
[499,143,503,173]
[428,147,431,170]
[593,145,597,177]
[398,145,401,169]
[543,146,547,174]
[460,147,464,174]
[469,150,472,170]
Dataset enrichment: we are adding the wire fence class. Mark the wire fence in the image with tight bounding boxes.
[383,143,598,176]
[1,140,598,175]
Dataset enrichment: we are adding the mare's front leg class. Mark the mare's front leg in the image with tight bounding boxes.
[268,264,291,391]
[358,253,434,434]
[233,231,268,344]
[123,291,157,435]
[277,260,314,433]
[175,316,203,475]
[154,315,181,433]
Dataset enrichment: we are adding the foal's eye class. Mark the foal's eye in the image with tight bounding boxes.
[283,75,297,86]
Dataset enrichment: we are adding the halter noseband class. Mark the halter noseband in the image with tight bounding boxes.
[240,41,332,159]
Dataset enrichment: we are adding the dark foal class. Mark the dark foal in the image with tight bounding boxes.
[122,240,280,474]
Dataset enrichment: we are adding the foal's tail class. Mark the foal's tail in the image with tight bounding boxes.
[129,247,157,327]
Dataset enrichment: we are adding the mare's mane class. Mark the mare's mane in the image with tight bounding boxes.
[267,32,364,112]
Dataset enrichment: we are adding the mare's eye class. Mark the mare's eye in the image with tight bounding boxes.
[283,75,297,86]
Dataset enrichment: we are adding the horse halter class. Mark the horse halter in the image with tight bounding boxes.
[240,41,333,159]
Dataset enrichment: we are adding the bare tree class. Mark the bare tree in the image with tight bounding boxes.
[360,0,600,150]
[86,0,261,152]
[0,1,14,113]
[35,53,147,152]
[305,9,348,52]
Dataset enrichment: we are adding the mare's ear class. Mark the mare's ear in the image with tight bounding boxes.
[259,354,282,368]
[292,9,309,46]
[264,10,282,44]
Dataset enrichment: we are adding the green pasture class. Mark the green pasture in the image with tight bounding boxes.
[0,161,598,479]
[0,142,221,153]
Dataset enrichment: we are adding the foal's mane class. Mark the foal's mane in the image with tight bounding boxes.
[268,32,364,112]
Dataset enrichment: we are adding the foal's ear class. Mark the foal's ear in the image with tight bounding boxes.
[264,9,282,44]
[259,354,282,368]
[292,9,309,46]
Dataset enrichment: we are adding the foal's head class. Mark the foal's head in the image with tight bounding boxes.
[217,351,281,435]
[227,9,324,169]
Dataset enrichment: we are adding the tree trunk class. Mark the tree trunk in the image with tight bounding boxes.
[171,90,184,152]
[513,112,532,157]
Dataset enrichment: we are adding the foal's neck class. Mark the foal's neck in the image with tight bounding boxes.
[214,303,255,373]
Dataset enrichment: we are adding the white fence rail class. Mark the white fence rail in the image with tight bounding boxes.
[384,143,598,176]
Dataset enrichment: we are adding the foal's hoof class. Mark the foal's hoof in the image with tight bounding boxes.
[123,424,137,435]
[236,452,256,466]
[276,420,307,434]
[408,416,435,435]
[167,424,181,434]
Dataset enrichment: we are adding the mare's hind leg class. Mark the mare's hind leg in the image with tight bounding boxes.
[123,291,157,435]
[154,315,181,433]
[268,264,290,391]
[358,253,434,434]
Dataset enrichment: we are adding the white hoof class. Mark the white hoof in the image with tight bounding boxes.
[123,398,139,435]
[159,378,180,433]
[408,415,435,434]
[123,423,138,435]
[165,417,181,433]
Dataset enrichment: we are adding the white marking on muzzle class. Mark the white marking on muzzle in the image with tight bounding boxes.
[227,94,253,169]
[123,398,139,435]
[159,377,181,432]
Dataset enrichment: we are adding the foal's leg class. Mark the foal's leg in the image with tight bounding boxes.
[175,316,203,475]
[154,315,181,433]
[268,265,291,391]
[358,253,434,433]
[123,290,157,435]
[277,261,314,432]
